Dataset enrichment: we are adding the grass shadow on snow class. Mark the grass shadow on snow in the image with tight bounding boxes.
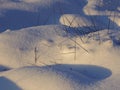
[63,15,119,37]
[41,64,112,85]
[0,76,22,90]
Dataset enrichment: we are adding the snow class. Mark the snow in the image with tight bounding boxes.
[0,0,87,31]
[0,0,120,90]
[0,25,120,90]
[0,65,112,90]
[60,14,92,27]
[0,66,80,90]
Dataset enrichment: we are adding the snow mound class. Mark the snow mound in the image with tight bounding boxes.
[0,64,112,90]
[0,25,120,68]
[1,66,80,90]
[0,25,66,68]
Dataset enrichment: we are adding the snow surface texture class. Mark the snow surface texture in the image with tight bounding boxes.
[0,65,112,90]
[0,0,120,90]
[0,25,120,90]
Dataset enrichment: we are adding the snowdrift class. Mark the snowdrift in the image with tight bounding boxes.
[0,25,120,68]
[0,65,112,90]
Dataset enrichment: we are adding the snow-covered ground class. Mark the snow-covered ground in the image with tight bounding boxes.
[0,0,120,90]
